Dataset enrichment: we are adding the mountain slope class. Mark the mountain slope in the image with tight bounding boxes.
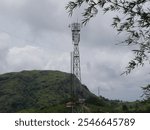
[0,70,94,112]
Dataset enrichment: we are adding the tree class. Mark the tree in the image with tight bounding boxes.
[141,84,150,100]
[122,104,129,112]
[66,0,150,74]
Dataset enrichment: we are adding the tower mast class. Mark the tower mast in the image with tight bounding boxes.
[68,22,82,112]
[70,23,81,81]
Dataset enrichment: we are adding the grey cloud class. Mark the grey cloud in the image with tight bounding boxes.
[81,46,150,101]
[0,0,69,37]
[0,33,11,73]
[18,0,69,33]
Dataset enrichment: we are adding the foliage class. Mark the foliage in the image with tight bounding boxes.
[141,84,150,100]
[66,0,150,74]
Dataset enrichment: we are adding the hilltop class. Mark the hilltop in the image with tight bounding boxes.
[0,70,95,112]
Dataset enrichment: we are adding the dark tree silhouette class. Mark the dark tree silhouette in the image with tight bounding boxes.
[142,84,150,100]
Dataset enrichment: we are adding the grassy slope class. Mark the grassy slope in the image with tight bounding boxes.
[0,70,94,112]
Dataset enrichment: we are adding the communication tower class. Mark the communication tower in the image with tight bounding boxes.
[68,22,83,112]
[70,23,81,81]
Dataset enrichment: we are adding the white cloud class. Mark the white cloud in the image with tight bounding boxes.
[44,52,70,72]
[6,45,48,72]
[5,45,71,74]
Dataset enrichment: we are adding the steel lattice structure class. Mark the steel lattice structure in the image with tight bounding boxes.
[70,23,81,81]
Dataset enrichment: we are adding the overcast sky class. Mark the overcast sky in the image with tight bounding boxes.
[0,0,149,101]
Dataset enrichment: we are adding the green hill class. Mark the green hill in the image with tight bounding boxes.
[0,70,149,113]
[0,70,95,112]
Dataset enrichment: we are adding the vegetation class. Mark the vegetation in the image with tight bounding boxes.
[0,70,93,112]
[141,84,150,100]
[0,70,149,113]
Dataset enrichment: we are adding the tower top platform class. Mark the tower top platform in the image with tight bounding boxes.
[70,23,80,31]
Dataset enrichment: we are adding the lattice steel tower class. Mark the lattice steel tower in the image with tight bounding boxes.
[70,23,81,81]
